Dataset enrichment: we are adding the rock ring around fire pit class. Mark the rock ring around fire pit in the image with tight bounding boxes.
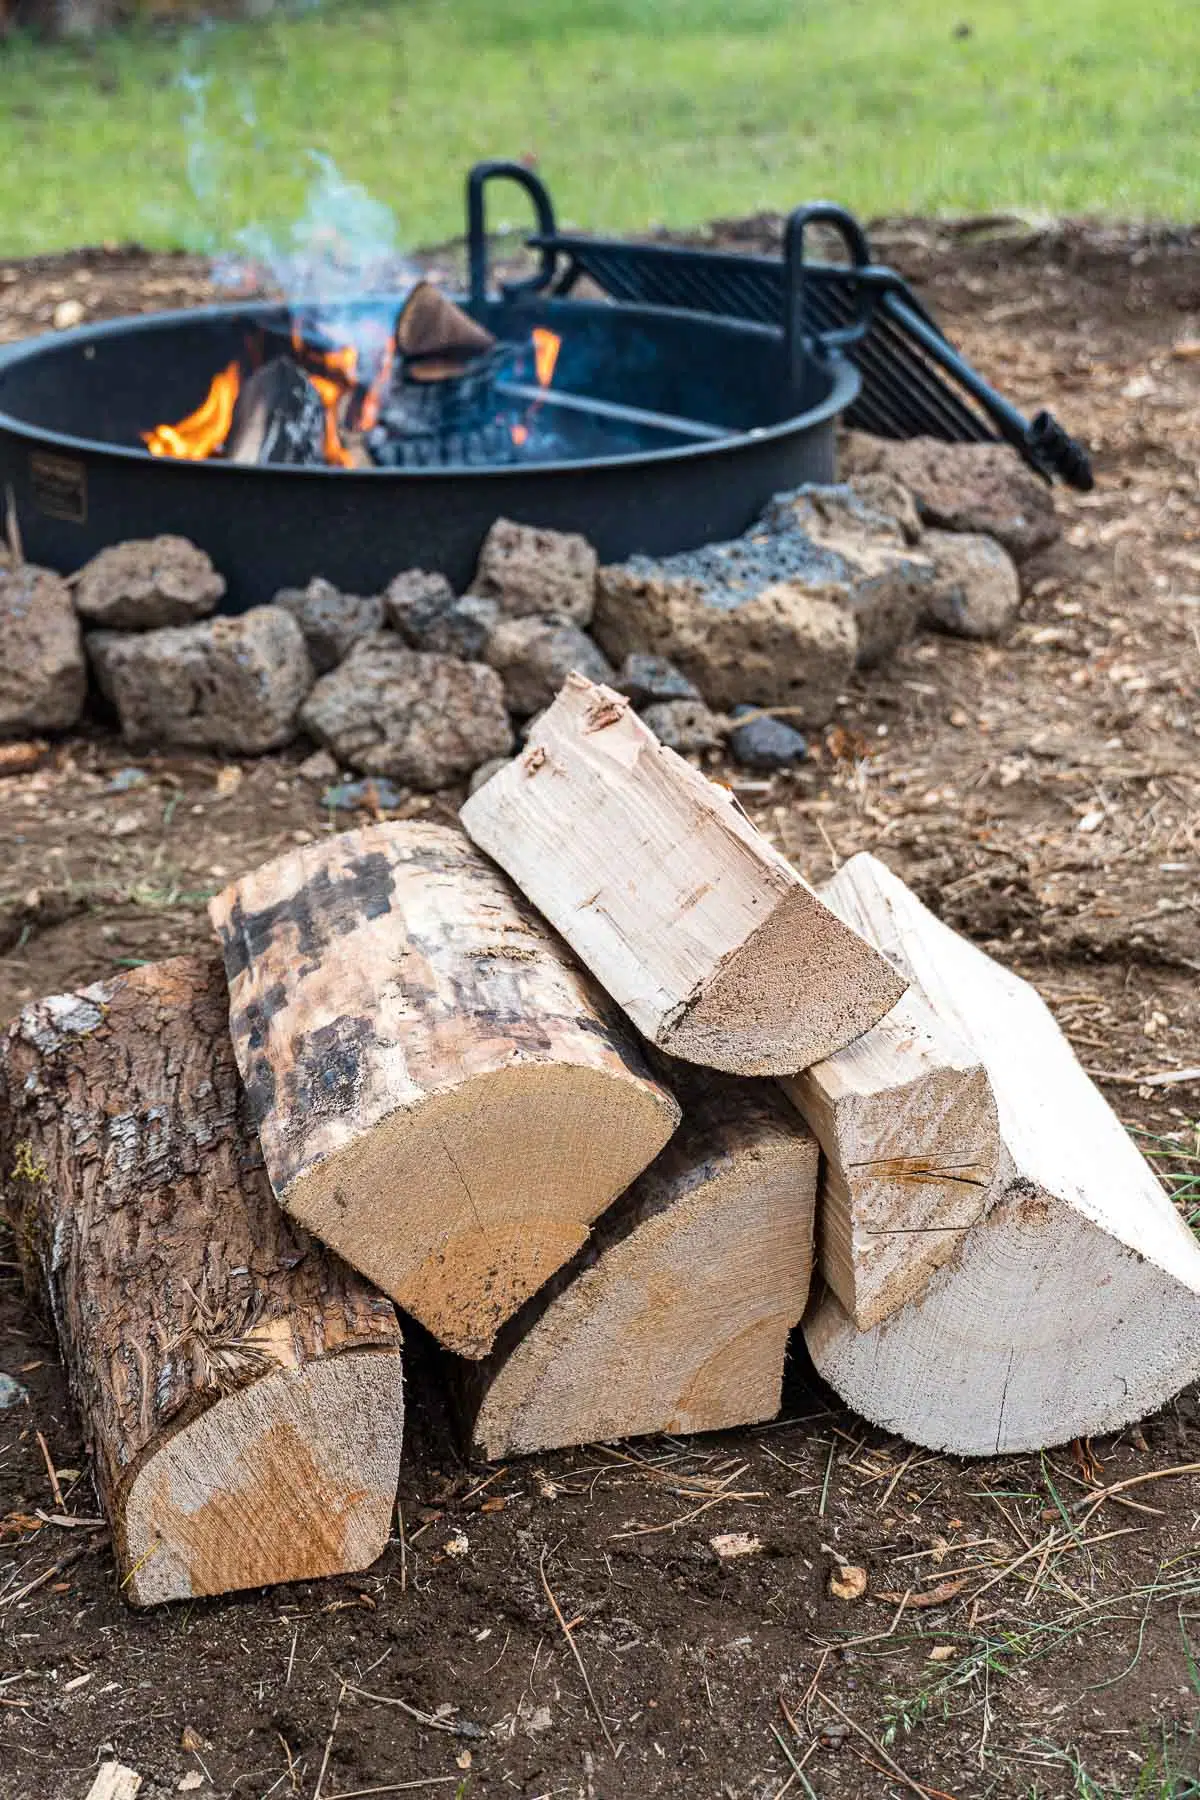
[0,183,859,608]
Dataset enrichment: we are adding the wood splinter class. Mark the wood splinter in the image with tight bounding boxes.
[460,674,907,1076]
[0,955,405,1607]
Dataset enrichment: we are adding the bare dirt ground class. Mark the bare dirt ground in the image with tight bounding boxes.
[0,219,1198,1800]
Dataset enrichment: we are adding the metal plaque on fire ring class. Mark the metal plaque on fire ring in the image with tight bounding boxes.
[30,450,87,524]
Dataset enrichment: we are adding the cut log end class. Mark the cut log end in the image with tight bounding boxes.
[286,1059,679,1358]
[662,882,907,1076]
[465,1077,818,1458]
[122,1345,404,1607]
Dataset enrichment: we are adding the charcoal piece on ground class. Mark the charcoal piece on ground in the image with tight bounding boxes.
[0,563,86,736]
[638,699,722,754]
[728,705,808,771]
[74,536,226,631]
[383,569,458,644]
[273,577,384,674]
[592,539,856,722]
[225,359,327,467]
[300,633,514,790]
[469,517,598,625]
[760,485,934,667]
[485,614,614,716]
[922,529,1021,638]
[613,652,703,709]
[87,607,314,754]
[839,431,1059,562]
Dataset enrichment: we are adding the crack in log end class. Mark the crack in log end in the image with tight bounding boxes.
[847,1155,993,1190]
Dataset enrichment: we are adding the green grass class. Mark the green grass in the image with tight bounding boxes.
[0,0,1196,257]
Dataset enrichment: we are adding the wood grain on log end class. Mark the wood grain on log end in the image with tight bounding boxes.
[211,821,680,1358]
[0,955,405,1605]
[463,1074,818,1458]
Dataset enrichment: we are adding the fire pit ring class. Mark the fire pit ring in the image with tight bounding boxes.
[0,291,858,605]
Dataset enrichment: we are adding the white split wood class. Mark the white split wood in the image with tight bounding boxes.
[460,674,906,1075]
[802,853,1200,1455]
[84,1762,143,1800]
[783,987,999,1328]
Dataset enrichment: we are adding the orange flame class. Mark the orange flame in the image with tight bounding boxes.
[308,372,356,468]
[359,333,395,432]
[143,362,240,459]
[532,327,561,388]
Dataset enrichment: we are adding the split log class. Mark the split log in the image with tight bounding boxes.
[210,820,680,1358]
[225,357,327,466]
[460,1072,818,1457]
[0,955,404,1606]
[459,674,906,1076]
[782,986,999,1328]
[395,280,496,370]
[802,853,1200,1455]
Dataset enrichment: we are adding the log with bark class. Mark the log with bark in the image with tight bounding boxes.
[0,955,405,1606]
[459,1070,818,1458]
[782,987,999,1328]
[801,853,1200,1455]
[460,674,906,1075]
[210,820,681,1358]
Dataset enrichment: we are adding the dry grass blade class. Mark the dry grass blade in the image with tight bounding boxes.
[818,1692,960,1800]
[340,1687,485,1740]
[539,1544,617,1757]
[326,1784,462,1798]
[608,1489,766,1540]
[312,1681,346,1800]
[1070,1461,1200,1529]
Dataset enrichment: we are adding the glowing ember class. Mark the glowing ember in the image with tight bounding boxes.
[143,362,240,459]
[532,327,561,389]
[511,423,529,446]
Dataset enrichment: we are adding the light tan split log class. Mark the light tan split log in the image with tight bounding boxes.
[0,955,404,1607]
[459,674,905,1075]
[783,986,999,1328]
[802,853,1200,1455]
[460,1072,818,1457]
[210,820,680,1358]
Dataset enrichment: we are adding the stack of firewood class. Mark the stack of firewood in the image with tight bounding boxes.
[3,673,1198,1607]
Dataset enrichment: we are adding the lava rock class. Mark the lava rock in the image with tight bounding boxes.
[593,538,856,721]
[74,535,226,630]
[421,596,501,661]
[484,615,614,716]
[612,652,703,709]
[639,699,723,754]
[384,569,457,643]
[297,747,340,782]
[469,517,597,624]
[300,633,514,790]
[834,468,925,544]
[0,563,87,736]
[273,577,384,674]
[923,529,1022,638]
[728,705,808,770]
[88,606,314,753]
[761,485,933,667]
[467,755,513,796]
[839,432,1059,562]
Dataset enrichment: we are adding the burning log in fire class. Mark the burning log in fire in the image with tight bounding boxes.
[141,282,562,471]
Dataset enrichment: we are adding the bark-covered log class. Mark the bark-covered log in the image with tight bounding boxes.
[460,674,906,1076]
[0,955,404,1607]
[210,821,680,1358]
[459,1071,818,1457]
[803,853,1200,1455]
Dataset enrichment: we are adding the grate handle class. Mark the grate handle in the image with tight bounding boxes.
[467,162,559,311]
[784,203,875,381]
